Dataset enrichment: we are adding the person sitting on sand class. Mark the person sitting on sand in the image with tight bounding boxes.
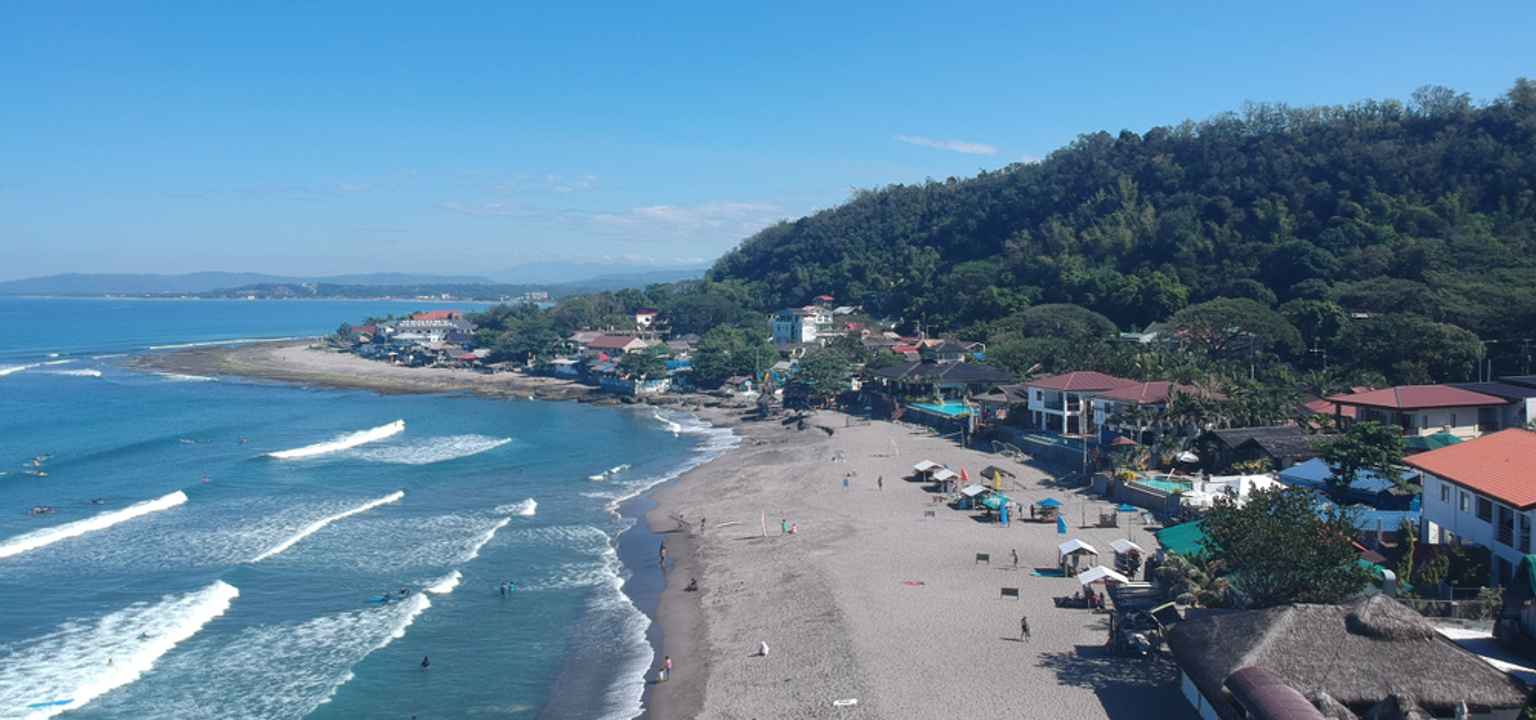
[684,578,698,592]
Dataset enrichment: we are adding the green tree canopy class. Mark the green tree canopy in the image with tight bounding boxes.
[792,348,852,403]
[618,346,668,379]
[1170,298,1303,360]
[1318,421,1407,495]
[691,326,774,388]
[1332,313,1482,384]
[1202,487,1372,609]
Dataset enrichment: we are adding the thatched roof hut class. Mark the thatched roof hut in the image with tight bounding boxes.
[1167,595,1528,719]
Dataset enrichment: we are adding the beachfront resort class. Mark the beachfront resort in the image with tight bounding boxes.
[317,296,1536,719]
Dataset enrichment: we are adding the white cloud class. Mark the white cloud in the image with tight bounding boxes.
[894,134,998,156]
[438,200,539,217]
[593,201,782,232]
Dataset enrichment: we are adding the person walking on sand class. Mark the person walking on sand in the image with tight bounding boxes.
[781,518,788,535]
[664,655,673,680]
[1020,616,1031,642]
[877,475,883,491]
[842,474,849,491]
[699,516,706,533]
[658,542,668,565]
[1011,549,1019,569]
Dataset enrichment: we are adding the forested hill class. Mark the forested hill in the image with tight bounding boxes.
[709,81,1536,346]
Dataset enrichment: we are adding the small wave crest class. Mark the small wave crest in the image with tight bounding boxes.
[147,336,306,350]
[250,491,404,562]
[154,372,216,382]
[495,498,537,517]
[44,368,102,378]
[268,420,405,460]
[0,363,39,378]
[460,517,511,563]
[0,581,238,718]
[0,491,188,561]
[426,570,462,594]
[346,434,509,465]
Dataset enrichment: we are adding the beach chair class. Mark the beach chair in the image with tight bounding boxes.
[975,553,991,565]
[1000,587,1020,599]
[923,510,936,519]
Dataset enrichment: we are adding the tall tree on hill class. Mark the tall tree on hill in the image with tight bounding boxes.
[1170,298,1303,361]
[1318,421,1406,496]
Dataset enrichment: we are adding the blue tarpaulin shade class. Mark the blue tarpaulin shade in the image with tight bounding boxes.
[1056,516,1068,535]
[981,494,1012,511]
[1038,498,1062,509]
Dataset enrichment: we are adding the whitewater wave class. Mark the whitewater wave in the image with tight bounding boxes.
[495,498,537,517]
[268,420,405,460]
[0,363,39,377]
[148,336,306,350]
[42,359,74,366]
[460,517,511,562]
[251,491,405,562]
[155,372,216,382]
[0,581,238,719]
[426,570,462,594]
[87,593,428,720]
[346,434,510,465]
[44,368,102,378]
[0,491,188,561]
[652,410,683,435]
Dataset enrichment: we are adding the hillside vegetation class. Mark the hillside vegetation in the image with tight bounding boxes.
[710,81,1536,379]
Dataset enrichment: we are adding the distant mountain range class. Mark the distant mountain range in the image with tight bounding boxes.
[0,272,496,296]
[0,264,707,297]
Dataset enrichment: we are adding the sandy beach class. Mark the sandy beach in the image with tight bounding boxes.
[644,410,1191,719]
[139,343,1189,719]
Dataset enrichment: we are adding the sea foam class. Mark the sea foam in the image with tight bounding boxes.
[0,363,39,378]
[426,570,462,594]
[0,581,238,719]
[251,491,405,562]
[147,336,306,350]
[44,368,102,378]
[346,434,510,465]
[0,491,188,560]
[268,420,405,460]
[460,517,511,562]
[495,499,538,517]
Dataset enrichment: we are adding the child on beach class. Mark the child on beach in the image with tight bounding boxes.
[1020,616,1031,642]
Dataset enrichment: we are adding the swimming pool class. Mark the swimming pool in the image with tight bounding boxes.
[907,401,971,418]
[1130,475,1192,494]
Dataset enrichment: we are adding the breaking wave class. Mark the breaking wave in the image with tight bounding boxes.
[268,420,405,460]
[346,434,510,465]
[0,363,39,377]
[460,517,511,563]
[44,368,102,378]
[0,491,189,561]
[147,336,306,350]
[155,372,216,382]
[0,581,238,719]
[426,570,462,594]
[251,491,405,562]
[495,499,538,517]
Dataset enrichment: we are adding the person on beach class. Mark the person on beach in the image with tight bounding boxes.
[1011,549,1019,569]
[420,655,430,669]
[1020,616,1031,642]
[659,542,668,566]
[781,518,788,535]
[877,475,883,491]
[842,474,849,491]
[663,655,672,681]
[700,516,706,533]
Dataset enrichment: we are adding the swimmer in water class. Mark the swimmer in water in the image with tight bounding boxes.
[420,655,430,669]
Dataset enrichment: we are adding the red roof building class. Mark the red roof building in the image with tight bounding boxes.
[585,335,647,354]
[1327,385,1507,410]
[1097,381,1213,405]
[1407,429,1536,508]
[1027,371,1136,393]
[1327,385,1511,439]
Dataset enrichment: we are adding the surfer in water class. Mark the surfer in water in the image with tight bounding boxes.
[420,655,430,670]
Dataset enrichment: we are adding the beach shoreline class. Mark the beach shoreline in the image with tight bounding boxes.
[136,341,1191,720]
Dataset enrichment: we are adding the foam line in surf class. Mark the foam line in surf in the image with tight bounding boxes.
[155,371,215,382]
[268,420,405,460]
[460,516,511,562]
[44,368,101,377]
[0,491,188,560]
[347,434,509,465]
[0,581,238,719]
[495,498,537,517]
[251,491,405,562]
[0,362,39,377]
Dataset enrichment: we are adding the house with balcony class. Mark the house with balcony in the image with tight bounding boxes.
[770,307,822,344]
[1022,371,1135,437]
[1091,381,1221,442]
[1326,385,1513,440]
[1412,428,1536,585]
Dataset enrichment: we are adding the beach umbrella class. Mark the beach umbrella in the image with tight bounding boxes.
[1056,515,1067,535]
[960,467,969,483]
[1038,498,1062,509]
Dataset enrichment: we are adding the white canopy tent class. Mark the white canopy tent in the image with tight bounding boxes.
[960,484,990,498]
[1109,539,1144,555]
[912,460,941,473]
[932,468,959,482]
[1058,538,1098,557]
[1077,565,1129,586]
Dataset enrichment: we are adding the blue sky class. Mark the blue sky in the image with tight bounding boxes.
[2,1,1531,281]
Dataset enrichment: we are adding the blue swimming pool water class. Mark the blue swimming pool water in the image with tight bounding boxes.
[907,401,970,418]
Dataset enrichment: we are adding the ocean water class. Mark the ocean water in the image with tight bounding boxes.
[0,297,734,719]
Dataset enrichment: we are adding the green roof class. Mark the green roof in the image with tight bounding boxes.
[1156,521,1209,558]
[1404,431,1463,452]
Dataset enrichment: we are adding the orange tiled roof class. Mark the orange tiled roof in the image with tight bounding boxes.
[1404,429,1536,508]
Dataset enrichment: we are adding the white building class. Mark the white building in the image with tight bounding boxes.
[770,308,820,344]
[1327,385,1514,440]
[1412,429,1536,585]
[1023,371,1135,437]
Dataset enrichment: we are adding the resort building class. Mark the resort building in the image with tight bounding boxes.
[1090,380,1216,441]
[770,307,821,344]
[1168,595,1528,720]
[1326,385,1513,440]
[583,334,649,355]
[394,310,475,345]
[1196,426,1318,473]
[1412,429,1536,584]
[634,307,659,329]
[1022,371,1135,437]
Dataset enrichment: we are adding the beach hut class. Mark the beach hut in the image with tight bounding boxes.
[958,483,990,509]
[911,460,941,481]
[1077,565,1129,586]
[931,467,959,492]
[1110,539,1145,580]
[981,465,1015,490]
[1058,538,1098,575]
[1034,496,1062,521]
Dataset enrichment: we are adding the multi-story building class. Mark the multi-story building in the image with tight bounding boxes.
[1023,371,1135,437]
[1413,428,1536,584]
